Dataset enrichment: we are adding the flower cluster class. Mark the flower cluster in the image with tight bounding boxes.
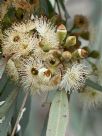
[1,16,90,94]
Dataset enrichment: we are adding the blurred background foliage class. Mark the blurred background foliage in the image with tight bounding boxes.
[0,0,102,136]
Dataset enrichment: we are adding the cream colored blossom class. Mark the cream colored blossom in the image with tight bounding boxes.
[2,29,25,56]
[12,20,35,33]
[60,63,89,92]
[34,16,59,48]
[2,28,39,59]
[16,35,39,58]
[18,57,54,93]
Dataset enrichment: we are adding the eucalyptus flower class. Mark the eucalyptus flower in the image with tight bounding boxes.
[34,16,59,49]
[2,28,39,59]
[60,63,89,92]
[12,20,35,33]
[2,29,25,57]
[16,35,39,58]
[18,57,54,93]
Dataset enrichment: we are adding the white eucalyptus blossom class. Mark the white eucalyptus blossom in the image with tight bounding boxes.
[18,57,53,93]
[16,35,39,58]
[2,28,39,59]
[2,29,25,56]
[12,20,35,33]
[3,29,23,45]
[34,16,59,48]
[60,63,89,92]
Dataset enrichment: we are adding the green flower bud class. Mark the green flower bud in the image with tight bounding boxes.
[57,24,67,44]
[72,48,88,59]
[65,36,76,47]
[62,51,72,61]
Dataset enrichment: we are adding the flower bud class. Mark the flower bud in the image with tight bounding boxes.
[72,48,88,59]
[62,51,72,61]
[57,24,67,44]
[78,49,89,58]
[65,36,76,47]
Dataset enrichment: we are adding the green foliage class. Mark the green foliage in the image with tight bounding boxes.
[2,7,16,29]
[0,77,31,136]
[0,88,18,118]
[58,0,70,19]
[0,58,8,79]
[46,90,69,136]
[0,78,18,136]
[39,0,54,17]
[0,103,15,136]
[86,79,102,92]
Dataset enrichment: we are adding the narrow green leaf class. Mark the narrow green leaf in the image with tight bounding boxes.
[86,79,102,92]
[47,0,55,16]
[58,0,70,19]
[0,58,8,79]
[0,103,15,136]
[41,114,49,136]
[0,88,18,118]
[39,0,49,16]
[46,90,69,136]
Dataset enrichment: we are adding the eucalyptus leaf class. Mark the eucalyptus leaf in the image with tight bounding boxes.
[86,79,102,92]
[11,89,31,136]
[0,86,18,136]
[41,114,49,136]
[0,58,8,79]
[46,90,69,136]
[58,0,70,19]
[0,88,18,118]
[40,0,49,16]
[0,103,15,136]
[44,0,54,17]
[39,0,54,17]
